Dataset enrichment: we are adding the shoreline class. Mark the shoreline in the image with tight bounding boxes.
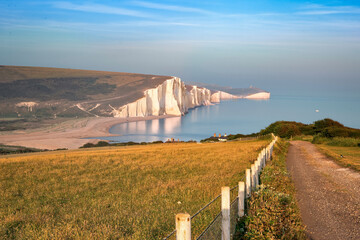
[0,115,177,150]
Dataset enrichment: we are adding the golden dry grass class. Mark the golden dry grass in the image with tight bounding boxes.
[316,145,360,171]
[0,139,270,239]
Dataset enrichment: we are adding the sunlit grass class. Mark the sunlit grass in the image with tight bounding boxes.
[316,145,360,171]
[0,139,270,239]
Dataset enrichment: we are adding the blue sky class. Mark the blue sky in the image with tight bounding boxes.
[1,0,360,96]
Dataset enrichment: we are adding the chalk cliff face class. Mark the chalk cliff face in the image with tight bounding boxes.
[210,91,239,102]
[244,92,271,99]
[111,77,212,117]
[110,77,271,118]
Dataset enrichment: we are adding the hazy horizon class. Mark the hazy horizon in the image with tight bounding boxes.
[1,0,360,97]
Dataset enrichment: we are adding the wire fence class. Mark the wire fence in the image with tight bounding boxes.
[163,134,277,240]
[163,178,244,240]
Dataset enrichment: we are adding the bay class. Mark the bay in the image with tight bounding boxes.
[98,94,360,143]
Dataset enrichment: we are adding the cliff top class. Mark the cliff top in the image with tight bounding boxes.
[187,82,269,96]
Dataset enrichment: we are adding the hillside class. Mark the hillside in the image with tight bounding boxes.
[0,66,170,120]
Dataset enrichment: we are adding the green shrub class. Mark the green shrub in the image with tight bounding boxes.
[259,121,313,138]
[259,118,360,139]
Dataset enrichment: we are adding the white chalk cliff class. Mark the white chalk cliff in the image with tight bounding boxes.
[110,77,270,118]
[111,77,212,117]
[210,91,239,102]
[244,92,271,99]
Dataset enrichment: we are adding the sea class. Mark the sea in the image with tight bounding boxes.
[97,94,360,143]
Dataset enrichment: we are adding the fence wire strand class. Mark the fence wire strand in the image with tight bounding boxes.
[163,229,176,240]
[191,193,221,220]
[195,212,222,240]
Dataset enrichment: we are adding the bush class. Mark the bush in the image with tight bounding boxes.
[80,141,110,148]
[259,121,313,138]
[275,123,301,138]
[314,118,343,130]
[80,143,96,148]
[259,118,360,139]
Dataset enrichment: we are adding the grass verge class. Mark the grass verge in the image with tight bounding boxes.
[316,144,360,171]
[234,139,306,239]
[312,136,360,147]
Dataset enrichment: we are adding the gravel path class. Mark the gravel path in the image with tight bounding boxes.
[286,141,360,240]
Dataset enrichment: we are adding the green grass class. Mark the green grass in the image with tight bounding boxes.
[316,144,360,171]
[312,136,360,147]
[235,139,306,240]
[0,139,270,239]
[291,135,313,142]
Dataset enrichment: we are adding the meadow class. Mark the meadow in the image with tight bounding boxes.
[0,138,270,239]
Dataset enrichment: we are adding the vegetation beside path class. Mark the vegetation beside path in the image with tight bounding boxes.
[235,139,306,239]
[292,135,360,171]
[316,145,360,171]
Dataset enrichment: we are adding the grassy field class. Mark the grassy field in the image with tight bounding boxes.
[235,139,306,240]
[0,138,270,239]
[316,145,360,171]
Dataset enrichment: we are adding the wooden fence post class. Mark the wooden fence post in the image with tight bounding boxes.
[251,164,256,189]
[258,160,261,177]
[254,161,259,187]
[246,169,251,198]
[265,148,267,161]
[221,186,230,240]
[238,182,245,217]
[176,213,191,240]
[268,147,271,160]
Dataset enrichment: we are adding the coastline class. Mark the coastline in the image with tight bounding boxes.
[0,115,177,150]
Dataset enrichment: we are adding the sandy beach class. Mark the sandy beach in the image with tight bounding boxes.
[0,115,175,150]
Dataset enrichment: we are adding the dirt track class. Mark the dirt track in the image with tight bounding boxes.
[286,141,360,240]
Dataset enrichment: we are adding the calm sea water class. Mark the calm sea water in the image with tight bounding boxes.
[98,94,360,143]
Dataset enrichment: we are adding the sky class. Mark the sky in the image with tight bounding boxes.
[1,0,360,96]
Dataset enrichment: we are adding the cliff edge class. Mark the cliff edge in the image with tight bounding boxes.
[110,77,212,117]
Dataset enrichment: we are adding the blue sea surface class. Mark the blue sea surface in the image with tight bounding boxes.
[98,94,360,143]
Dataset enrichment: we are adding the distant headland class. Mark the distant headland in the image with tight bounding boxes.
[0,65,270,149]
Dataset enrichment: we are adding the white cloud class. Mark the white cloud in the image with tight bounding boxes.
[52,1,153,18]
[132,1,217,15]
[297,4,360,15]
